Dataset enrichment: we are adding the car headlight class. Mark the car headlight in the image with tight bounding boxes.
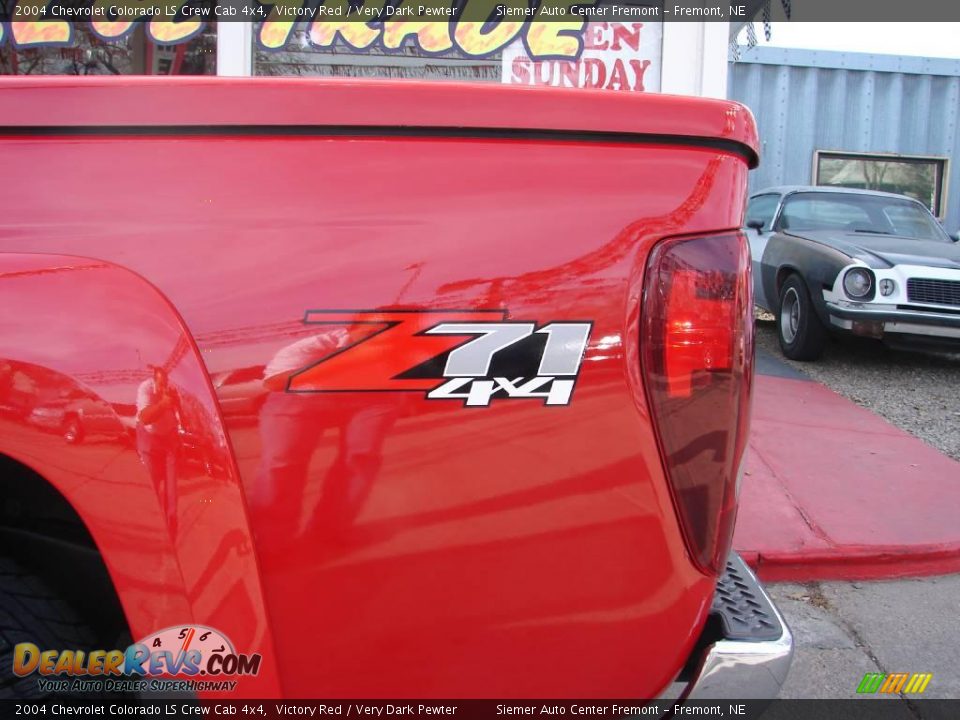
[843,268,874,299]
[879,278,896,296]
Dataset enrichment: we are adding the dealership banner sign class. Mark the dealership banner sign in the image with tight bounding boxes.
[1,0,666,63]
[501,20,661,91]
[256,0,609,57]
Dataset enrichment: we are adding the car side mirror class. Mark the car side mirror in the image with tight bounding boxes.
[746,218,765,231]
[952,231,960,243]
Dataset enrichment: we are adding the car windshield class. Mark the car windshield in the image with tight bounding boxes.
[778,192,951,242]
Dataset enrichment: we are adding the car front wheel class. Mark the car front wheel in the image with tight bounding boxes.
[778,274,826,361]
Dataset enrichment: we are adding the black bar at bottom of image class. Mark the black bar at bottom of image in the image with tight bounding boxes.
[1,700,959,720]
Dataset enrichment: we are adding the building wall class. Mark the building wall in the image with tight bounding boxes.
[729,46,960,233]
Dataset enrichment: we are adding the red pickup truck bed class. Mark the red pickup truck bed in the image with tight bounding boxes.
[0,77,788,700]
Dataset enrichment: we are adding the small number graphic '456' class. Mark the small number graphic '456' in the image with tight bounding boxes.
[286,310,592,407]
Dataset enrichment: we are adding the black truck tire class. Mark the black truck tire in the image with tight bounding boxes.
[0,557,95,699]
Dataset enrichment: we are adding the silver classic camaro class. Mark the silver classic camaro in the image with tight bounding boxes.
[745,186,960,360]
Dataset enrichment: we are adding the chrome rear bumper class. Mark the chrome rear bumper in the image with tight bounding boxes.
[670,553,794,701]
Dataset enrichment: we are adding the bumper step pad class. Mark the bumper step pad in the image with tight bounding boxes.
[712,553,782,641]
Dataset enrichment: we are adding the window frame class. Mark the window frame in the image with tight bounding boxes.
[218,23,253,76]
[812,150,950,220]
[745,192,782,232]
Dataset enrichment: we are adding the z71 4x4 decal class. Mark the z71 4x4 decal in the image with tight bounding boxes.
[286,310,592,407]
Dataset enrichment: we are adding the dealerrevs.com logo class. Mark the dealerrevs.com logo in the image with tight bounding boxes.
[13,625,260,694]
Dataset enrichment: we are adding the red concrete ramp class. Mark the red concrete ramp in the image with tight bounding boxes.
[734,356,960,582]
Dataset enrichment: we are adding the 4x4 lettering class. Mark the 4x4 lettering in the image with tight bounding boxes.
[427,376,576,407]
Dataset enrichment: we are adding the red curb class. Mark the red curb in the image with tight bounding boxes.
[734,374,960,582]
[745,544,960,582]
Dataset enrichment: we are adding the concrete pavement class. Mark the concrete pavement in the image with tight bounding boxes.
[769,574,960,700]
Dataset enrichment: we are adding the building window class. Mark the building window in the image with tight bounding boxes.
[252,21,501,81]
[250,18,662,92]
[0,23,217,76]
[814,151,948,218]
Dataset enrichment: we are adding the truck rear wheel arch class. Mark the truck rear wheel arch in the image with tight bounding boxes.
[0,452,130,650]
[0,254,281,695]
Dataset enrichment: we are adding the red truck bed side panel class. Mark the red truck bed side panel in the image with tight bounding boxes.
[0,79,754,698]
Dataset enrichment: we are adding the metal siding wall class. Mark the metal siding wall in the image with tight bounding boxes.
[729,47,960,233]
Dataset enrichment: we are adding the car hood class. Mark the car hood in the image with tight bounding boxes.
[786,230,960,269]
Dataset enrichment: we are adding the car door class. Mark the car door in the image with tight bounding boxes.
[744,193,781,310]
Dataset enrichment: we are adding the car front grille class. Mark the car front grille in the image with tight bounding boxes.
[906,278,960,307]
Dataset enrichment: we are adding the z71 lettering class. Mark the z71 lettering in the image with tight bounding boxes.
[286,310,592,407]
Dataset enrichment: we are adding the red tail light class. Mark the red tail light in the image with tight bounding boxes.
[641,232,754,575]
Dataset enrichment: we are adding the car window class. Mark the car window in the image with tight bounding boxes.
[883,205,946,241]
[746,194,779,231]
[778,192,951,241]
[779,198,872,231]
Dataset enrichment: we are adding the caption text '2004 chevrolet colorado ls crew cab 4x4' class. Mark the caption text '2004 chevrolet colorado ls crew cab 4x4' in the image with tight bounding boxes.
[0,77,790,701]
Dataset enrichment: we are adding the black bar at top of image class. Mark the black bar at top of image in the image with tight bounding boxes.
[3,0,960,23]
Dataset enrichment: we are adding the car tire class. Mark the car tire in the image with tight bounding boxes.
[0,557,95,698]
[778,274,826,361]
